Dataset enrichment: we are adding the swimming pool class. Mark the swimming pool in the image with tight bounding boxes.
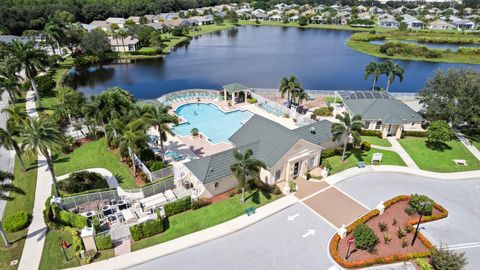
[172,103,253,144]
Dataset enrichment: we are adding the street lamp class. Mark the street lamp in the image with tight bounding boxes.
[411,201,431,246]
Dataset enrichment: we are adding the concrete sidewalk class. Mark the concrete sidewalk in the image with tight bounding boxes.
[387,137,419,169]
[69,194,299,270]
[456,132,480,161]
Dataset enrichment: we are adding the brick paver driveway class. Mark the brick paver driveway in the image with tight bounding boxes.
[294,178,330,199]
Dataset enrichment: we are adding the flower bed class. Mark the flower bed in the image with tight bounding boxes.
[330,195,448,268]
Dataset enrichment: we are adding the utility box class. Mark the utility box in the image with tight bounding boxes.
[80,227,97,252]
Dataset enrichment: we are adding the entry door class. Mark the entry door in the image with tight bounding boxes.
[293,162,300,177]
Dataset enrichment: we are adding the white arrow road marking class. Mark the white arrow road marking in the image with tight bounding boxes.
[302,229,315,238]
[445,242,480,250]
[287,213,300,221]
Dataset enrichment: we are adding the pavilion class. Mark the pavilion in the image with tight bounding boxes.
[222,83,250,104]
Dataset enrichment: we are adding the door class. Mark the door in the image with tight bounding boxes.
[293,162,300,177]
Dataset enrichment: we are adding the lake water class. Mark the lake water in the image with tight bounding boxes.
[68,25,480,99]
[370,39,480,51]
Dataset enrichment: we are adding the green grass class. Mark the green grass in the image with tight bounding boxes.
[459,127,480,152]
[39,229,114,270]
[399,137,480,172]
[0,154,38,270]
[361,136,392,147]
[323,148,406,175]
[53,137,136,189]
[132,190,283,251]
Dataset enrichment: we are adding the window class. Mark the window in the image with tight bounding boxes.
[411,122,415,127]
[375,121,382,129]
[309,156,316,168]
[363,121,370,129]
[275,170,281,181]
[214,182,219,188]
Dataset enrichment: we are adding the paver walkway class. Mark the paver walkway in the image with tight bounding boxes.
[18,90,51,270]
[387,137,420,169]
[114,240,131,256]
[456,132,480,161]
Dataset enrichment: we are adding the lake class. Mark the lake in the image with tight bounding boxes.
[68,25,480,99]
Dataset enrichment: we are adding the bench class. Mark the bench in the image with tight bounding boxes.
[357,162,365,168]
[245,207,256,216]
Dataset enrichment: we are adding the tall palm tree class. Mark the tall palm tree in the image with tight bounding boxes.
[0,124,26,171]
[9,40,48,108]
[0,170,25,247]
[230,148,266,203]
[117,29,129,52]
[144,105,179,151]
[43,21,65,55]
[114,119,147,176]
[22,116,64,197]
[2,106,28,127]
[382,60,404,92]
[331,112,363,161]
[279,75,304,108]
[0,58,22,104]
[364,62,384,91]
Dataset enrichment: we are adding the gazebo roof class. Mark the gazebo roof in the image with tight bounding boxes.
[136,99,163,108]
[223,83,249,93]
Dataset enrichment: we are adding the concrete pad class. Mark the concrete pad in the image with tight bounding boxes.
[303,187,369,228]
[295,178,330,199]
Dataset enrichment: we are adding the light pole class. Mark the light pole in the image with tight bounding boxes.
[411,201,430,246]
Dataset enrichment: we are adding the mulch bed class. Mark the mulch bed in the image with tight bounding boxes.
[209,189,235,204]
[338,200,439,263]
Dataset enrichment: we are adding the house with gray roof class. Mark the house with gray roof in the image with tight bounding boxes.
[184,114,337,198]
[335,91,424,139]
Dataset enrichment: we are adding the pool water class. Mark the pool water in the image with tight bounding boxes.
[172,103,253,144]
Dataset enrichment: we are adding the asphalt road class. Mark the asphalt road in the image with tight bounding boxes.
[0,91,15,220]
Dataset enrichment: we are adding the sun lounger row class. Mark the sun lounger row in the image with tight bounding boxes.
[167,92,219,104]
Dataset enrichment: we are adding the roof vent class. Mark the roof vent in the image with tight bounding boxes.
[310,127,316,134]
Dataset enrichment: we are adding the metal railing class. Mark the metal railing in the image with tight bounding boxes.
[151,166,174,181]
[62,190,120,210]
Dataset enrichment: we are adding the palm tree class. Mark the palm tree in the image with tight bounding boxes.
[43,21,65,55]
[279,75,304,108]
[382,60,404,92]
[144,105,179,151]
[117,29,129,52]
[0,170,25,247]
[230,148,266,203]
[0,124,26,171]
[0,58,22,104]
[9,40,48,108]
[2,106,28,127]
[22,116,64,197]
[114,119,147,176]
[331,112,363,161]
[364,62,384,91]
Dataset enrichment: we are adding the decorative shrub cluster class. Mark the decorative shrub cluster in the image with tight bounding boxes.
[313,107,333,117]
[192,198,211,210]
[401,130,427,138]
[3,211,30,232]
[379,42,442,59]
[408,194,434,216]
[58,171,108,194]
[95,234,113,250]
[247,98,257,104]
[353,224,378,252]
[130,215,164,241]
[430,246,467,270]
[52,204,88,229]
[360,130,383,138]
[164,196,192,216]
[35,75,55,94]
[361,141,371,151]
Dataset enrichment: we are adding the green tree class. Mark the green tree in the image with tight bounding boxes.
[382,60,404,92]
[299,16,309,26]
[0,124,26,171]
[53,10,75,24]
[43,20,66,55]
[112,119,147,176]
[125,19,136,29]
[230,148,266,203]
[0,170,25,247]
[149,31,163,48]
[139,16,148,25]
[56,87,86,120]
[364,62,384,91]
[144,105,179,151]
[0,59,22,104]
[9,40,48,108]
[279,75,304,108]
[22,116,64,197]
[331,112,363,160]
[110,23,120,31]
[80,29,111,55]
[426,120,453,146]
[226,10,239,24]
[430,246,467,270]
[2,106,28,127]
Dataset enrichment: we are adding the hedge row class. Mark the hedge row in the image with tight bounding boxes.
[360,129,383,138]
[330,195,448,268]
[402,130,427,138]
[3,211,30,232]
[52,204,88,229]
[95,234,113,250]
[164,196,192,217]
[130,214,165,241]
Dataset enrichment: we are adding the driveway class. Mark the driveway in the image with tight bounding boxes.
[336,172,480,269]
[130,203,336,270]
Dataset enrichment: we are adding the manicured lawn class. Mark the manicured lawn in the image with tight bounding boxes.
[460,127,480,152]
[399,137,480,172]
[0,155,37,270]
[53,137,136,189]
[361,136,392,147]
[39,229,114,270]
[323,148,406,175]
[132,190,283,251]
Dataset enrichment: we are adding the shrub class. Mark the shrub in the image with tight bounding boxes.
[35,75,55,95]
[397,227,406,239]
[402,130,427,138]
[3,211,30,232]
[401,237,409,248]
[139,148,156,164]
[247,98,257,104]
[426,120,454,145]
[163,196,192,216]
[95,234,113,250]
[378,222,388,232]
[321,146,343,159]
[129,216,164,241]
[361,141,371,151]
[191,128,199,136]
[149,160,166,171]
[192,198,211,210]
[313,107,333,117]
[361,130,382,138]
[130,48,161,55]
[405,225,414,234]
[405,206,416,216]
[57,171,108,194]
[430,246,467,270]
[379,42,441,59]
[392,218,398,226]
[383,233,392,245]
[53,204,88,229]
[353,224,378,252]
[289,180,296,192]
[408,194,434,216]
[416,258,433,270]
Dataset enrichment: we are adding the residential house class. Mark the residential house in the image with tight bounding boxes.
[183,115,337,198]
[146,22,167,31]
[127,16,141,24]
[89,20,110,31]
[428,19,455,30]
[311,15,324,24]
[369,6,385,15]
[274,3,288,10]
[334,91,424,139]
[402,14,424,29]
[106,17,126,28]
[145,15,161,23]
[289,15,299,23]
[358,12,372,20]
[269,14,283,21]
[108,36,140,52]
[378,18,400,28]
[190,15,214,25]
[81,23,96,32]
[451,19,476,30]
[357,5,367,13]
[0,35,29,44]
